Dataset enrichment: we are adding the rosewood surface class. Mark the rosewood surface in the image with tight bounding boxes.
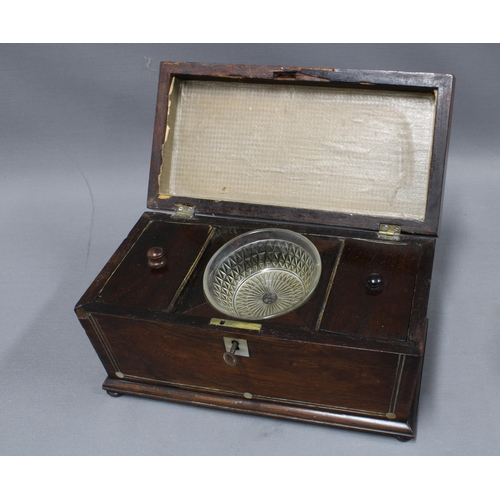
[76,212,434,439]
[74,62,454,440]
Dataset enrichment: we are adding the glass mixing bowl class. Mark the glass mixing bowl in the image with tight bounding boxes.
[203,229,322,321]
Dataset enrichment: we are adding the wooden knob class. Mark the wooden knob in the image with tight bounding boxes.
[366,273,383,290]
[147,246,166,269]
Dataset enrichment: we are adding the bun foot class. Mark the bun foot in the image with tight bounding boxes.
[396,436,412,442]
[106,390,123,398]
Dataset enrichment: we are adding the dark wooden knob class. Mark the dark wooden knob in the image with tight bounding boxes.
[147,246,166,269]
[366,273,383,290]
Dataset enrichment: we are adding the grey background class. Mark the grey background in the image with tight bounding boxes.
[1,44,499,455]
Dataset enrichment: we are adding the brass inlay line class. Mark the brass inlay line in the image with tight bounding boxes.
[210,318,261,331]
[387,354,406,417]
[406,244,423,343]
[119,373,385,417]
[97,220,153,298]
[165,225,216,312]
[315,238,345,331]
[350,237,408,246]
[87,314,122,374]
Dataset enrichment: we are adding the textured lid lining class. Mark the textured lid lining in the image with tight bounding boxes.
[160,79,437,221]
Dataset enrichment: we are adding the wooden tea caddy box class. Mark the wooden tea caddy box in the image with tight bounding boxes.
[75,62,454,440]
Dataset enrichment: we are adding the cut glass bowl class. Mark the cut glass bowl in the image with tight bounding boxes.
[203,229,321,320]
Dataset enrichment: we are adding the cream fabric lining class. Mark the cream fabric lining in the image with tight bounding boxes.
[160,79,437,221]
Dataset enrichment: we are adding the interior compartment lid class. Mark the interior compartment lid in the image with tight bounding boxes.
[148,62,454,236]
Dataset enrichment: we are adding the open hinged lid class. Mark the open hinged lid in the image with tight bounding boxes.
[148,62,454,236]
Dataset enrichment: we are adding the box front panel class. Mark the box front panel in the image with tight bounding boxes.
[91,314,414,419]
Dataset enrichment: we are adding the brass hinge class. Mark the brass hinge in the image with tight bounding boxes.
[378,223,401,240]
[172,204,195,219]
